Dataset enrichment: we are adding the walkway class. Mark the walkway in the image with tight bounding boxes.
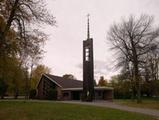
[61,100,159,117]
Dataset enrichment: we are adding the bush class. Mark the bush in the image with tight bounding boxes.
[47,88,57,100]
[29,89,37,99]
[0,79,8,99]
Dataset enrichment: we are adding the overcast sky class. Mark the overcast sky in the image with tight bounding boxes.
[41,0,159,81]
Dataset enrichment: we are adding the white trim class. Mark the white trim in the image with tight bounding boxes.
[62,88,83,91]
[43,74,62,88]
[94,86,114,90]
[62,87,113,91]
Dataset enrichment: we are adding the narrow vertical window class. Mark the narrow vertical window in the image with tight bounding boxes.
[85,48,89,61]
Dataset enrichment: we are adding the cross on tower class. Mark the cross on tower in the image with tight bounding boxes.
[87,14,90,39]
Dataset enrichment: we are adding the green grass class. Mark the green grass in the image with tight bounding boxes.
[115,99,159,110]
[0,100,157,120]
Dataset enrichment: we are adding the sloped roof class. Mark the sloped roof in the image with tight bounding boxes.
[44,74,83,88]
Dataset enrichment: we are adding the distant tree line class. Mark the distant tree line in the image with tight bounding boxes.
[0,0,55,99]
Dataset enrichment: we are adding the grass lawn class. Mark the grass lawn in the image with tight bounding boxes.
[115,99,159,110]
[0,100,158,120]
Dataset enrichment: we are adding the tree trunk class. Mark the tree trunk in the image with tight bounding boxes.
[14,87,19,99]
[24,69,29,99]
[134,62,142,103]
[130,36,142,103]
[131,83,135,101]
[0,0,19,55]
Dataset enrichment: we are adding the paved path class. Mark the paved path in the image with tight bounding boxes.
[61,101,159,118]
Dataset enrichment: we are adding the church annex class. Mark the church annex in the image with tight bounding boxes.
[37,74,113,100]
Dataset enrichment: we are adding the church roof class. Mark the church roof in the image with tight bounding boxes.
[43,74,83,88]
[37,74,113,90]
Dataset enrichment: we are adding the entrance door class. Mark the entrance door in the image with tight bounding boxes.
[71,91,80,100]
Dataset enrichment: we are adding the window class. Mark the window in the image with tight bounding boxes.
[85,48,89,61]
[63,92,69,97]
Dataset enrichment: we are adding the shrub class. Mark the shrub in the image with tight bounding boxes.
[47,88,57,100]
[29,89,37,99]
[0,79,8,99]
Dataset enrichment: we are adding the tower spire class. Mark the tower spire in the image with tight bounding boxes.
[87,14,90,39]
[83,14,94,102]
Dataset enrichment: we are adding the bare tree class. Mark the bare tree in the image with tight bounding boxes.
[107,15,159,103]
[0,0,55,55]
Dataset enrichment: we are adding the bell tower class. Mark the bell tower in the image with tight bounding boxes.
[82,14,94,101]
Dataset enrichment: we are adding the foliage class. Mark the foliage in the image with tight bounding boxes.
[29,89,37,99]
[0,78,8,98]
[0,0,55,59]
[0,56,25,98]
[109,74,132,99]
[141,80,159,97]
[63,74,77,80]
[110,74,159,99]
[0,101,157,120]
[31,64,51,89]
[0,0,56,98]
[98,76,108,86]
[47,88,57,100]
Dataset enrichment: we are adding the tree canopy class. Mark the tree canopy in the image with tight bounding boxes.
[98,76,108,86]
[63,74,77,80]
[0,0,56,98]
[31,64,51,89]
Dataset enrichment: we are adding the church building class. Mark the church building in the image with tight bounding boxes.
[36,15,113,101]
[36,74,113,100]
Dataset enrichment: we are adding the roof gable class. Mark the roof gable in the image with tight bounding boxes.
[44,74,83,88]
